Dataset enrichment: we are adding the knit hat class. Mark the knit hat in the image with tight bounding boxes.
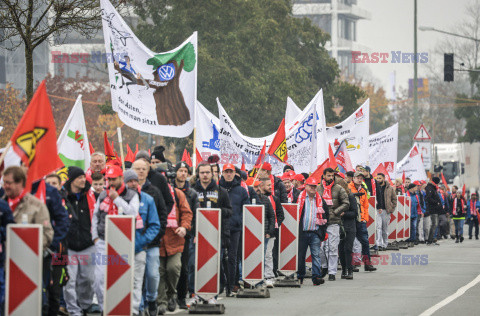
[151,146,166,162]
[123,169,138,183]
[283,165,294,173]
[135,150,151,163]
[407,183,417,190]
[68,166,85,182]
[432,177,440,184]
[175,161,190,173]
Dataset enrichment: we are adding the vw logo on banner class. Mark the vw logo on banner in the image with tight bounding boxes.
[158,62,176,81]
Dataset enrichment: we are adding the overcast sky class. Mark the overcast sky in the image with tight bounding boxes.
[357,0,472,96]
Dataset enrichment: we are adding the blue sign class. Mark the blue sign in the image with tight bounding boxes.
[157,62,175,81]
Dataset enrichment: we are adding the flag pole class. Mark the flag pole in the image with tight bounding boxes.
[192,127,197,176]
[116,115,126,171]
[0,141,12,167]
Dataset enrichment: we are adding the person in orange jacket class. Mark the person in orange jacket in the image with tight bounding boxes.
[348,172,376,272]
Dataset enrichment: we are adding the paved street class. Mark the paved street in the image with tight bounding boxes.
[169,237,480,316]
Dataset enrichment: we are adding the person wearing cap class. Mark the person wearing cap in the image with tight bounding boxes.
[131,159,168,316]
[348,171,376,272]
[467,192,480,240]
[191,163,232,305]
[173,161,199,309]
[124,170,161,316]
[282,172,300,203]
[362,166,376,196]
[293,173,305,191]
[297,177,329,285]
[151,145,167,165]
[425,177,443,245]
[259,176,284,287]
[406,183,419,243]
[318,168,349,281]
[452,190,467,243]
[91,165,140,312]
[219,163,250,296]
[257,162,288,203]
[136,151,175,220]
[374,173,397,251]
[62,166,98,316]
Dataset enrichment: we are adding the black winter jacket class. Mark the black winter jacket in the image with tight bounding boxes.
[273,175,289,203]
[174,181,199,238]
[219,176,250,234]
[142,179,168,246]
[147,169,175,213]
[65,182,94,251]
[342,194,358,232]
[425,183,443,215]
[255,193,276,236]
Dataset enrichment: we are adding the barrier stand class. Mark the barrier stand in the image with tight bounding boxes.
[367,197,379,257]
[104,215,135,316]
[404,197,413,247]
[190,207,224,314]
[5,224,43,316]
[237,203,270,298]
[275,203,300,288]
[387,197,400,250]
[397,196,408,249]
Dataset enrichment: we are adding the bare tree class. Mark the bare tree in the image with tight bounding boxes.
[0,0,105,102]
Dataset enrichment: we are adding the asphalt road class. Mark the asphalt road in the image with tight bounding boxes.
[169,236,480,316]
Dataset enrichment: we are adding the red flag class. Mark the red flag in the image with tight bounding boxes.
[441,172,450,192]
[125,144,135,163]
[103,132,116,162]
[267,119,288,162]
[148,149,151,156]
[327,144,338,170]
[134,144,139,157]
[195,148,203,165]
[310,158,329,181]
[402,170,406,184]
[182,149,193,167]
[462,184,466,198]
[10,80,63,190]
[372,163,392,184]
[255,140,267,166]
[241,156,246,172]
[89,142,95,155]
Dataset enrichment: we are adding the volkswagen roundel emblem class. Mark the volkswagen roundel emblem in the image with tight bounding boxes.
[157,62,175,81]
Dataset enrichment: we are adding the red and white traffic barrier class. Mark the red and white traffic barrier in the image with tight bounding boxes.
[195,208,221,297]
[388,198,399,242]
[242,204,265,284]
[367,197,376,245]
[397,196,405,240]
[404,197,411,240]
[104,215,135,316]
[278,203,298,273]
[5,224,43,316]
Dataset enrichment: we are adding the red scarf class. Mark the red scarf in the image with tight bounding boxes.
[100,183,126,215]
[321,179,334,206]
[87,190,97,220]
[167,185,178,228]
[471,199,479,217]
[241,181,250,197]
[8,190,28,212]
[270,175,275,196]
[287,188,294,203]
[297,190,327,226]
[268,195,278,228]
[453,197,464,216]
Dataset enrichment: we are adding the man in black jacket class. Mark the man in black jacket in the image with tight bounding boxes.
[258,162,288,203]
[131,159,168,315]
[191,163,232,303]
[425,177,442,245]
[63,167,96,316]
[219,163,250,296]
[173,162,199,308]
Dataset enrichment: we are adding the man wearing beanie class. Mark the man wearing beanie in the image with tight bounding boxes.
[91,165,140,313]
[425,177,442,245]
[124,170,161,316]
[63,166,97,316]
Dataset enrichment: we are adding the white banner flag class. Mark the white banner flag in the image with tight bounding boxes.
[101,0,197,137]
[397,144,428,182]
[218,90,326,174]
[57,95,91,170]
[285,97,302,125]
[369,123,398,180]
[327,99,370,167]
[195,101,221,162]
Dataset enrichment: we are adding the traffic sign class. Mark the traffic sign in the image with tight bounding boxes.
[413,124,431,141]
